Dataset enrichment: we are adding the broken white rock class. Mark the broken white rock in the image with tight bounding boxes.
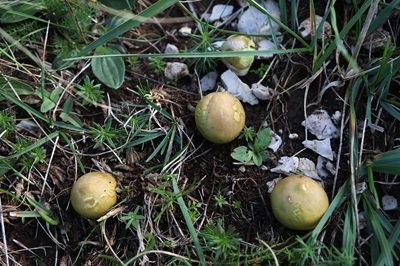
[200,71,218,92]
[302,109,339,140]
[266,177,282,193]
[289,133,299,139]
[302,139,334,160]
[178,26,192,36]
[221,69,259,105]
[331,110,341,124]
[212,41,225,50]
[208,4,234,22]
[164,62,189,81]
[251,83,275,101]
[256,39,277,59]
[164,43,179,54]
[298,15,332,40]
[237,0,280,36]
[268,132,282,152]
[270,156,321,181]
[316,156,336,178]
[382,195,398,211]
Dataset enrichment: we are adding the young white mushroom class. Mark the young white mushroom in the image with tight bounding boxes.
[298,15,332,40]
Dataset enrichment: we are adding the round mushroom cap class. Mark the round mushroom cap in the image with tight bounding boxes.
[70,172,117,219]
[195,92,245,144]
[270,175,329,230]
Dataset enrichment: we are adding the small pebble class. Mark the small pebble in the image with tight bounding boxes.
[164,43,179,54]
[164,62,189,81]
[382,195,398,211]
[178,26,192,36]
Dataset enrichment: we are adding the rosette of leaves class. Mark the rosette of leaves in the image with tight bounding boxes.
[230,127,272,166]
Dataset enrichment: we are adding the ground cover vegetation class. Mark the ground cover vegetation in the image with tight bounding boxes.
[0,0,399,265]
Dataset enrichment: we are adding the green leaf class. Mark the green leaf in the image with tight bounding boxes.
[252,152,264,167]
[0,77,34,101]
[230,146,253,164]
[52,49,78,70]
[367,149,400,175]
[92,45,125,89]
[254,128,272,152]
[60,98,83,128]
[99,0,137,10]
[39,87,62,113]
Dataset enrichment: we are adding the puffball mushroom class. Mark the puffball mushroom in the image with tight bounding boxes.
[195,92,245,144]
[70,172,117,219]
[221,35,255,76]
[270,175,329,230]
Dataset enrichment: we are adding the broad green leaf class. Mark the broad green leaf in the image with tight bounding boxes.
[230,146,253,164]
[60,97,83,128]
[252,152,263,167]
[0,77,34,101]
[92,45,125,89]
[254,127,272,152]
[52,49,78,70]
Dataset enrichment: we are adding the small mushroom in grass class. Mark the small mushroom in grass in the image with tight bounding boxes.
[195,92,245,144]
[221,35,256,76]
[298,15,332,40]
[70,172,117,219]
[270,175,329,230]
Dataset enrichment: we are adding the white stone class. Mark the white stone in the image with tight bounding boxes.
[270,156,321,181]
[237,0,280,36]
[289,133,299,139]
[356,182,367,194]
[164,43,179,54]
[200,71,218,92]
[302,109,339,140]
[251,83,275,100]
[164,62,189,81]
[220,70,259,105]
[298,15,332,40]
[256,39,277,59]
[302,138,334,160]
[316,156,336,178]
[382,195,398,211]
[208,4,234,22]
[268,132,282,152]
[178,26,192,36]
[212,41,224,50]
[331,110,341,124]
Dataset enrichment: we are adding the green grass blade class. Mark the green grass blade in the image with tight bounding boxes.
[3,131,58,160]
[278,0,287,26]
[72,0,178,59]
[311,179,350,240]
[368,0,400,34]
[367,149,400,175]
[313,0,373,72]
[171,176,206,266]
[363,195,394,266]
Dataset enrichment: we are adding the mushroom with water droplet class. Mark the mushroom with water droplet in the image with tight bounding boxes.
[270,175,329,230]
